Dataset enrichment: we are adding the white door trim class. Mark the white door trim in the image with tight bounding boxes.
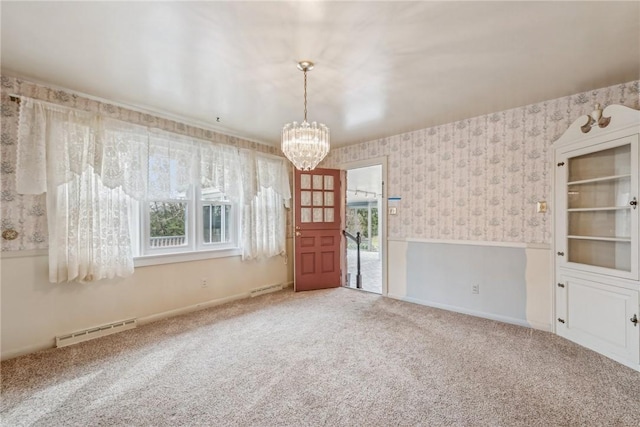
[335,156,388,296]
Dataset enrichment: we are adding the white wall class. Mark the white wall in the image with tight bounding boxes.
[1,246,292,360]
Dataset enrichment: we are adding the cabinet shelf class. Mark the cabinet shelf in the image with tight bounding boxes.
[567,206,631,212]
[568,235,631,243]
[567,174,631,186]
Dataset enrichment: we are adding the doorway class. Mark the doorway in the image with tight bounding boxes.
[342,162,385,294]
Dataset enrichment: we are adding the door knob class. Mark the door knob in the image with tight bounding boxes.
[295,231,302,237]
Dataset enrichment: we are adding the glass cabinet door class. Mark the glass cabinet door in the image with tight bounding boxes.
[563,137,638,277]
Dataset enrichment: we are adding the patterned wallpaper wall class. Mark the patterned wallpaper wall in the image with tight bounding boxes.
[323,80,640,244]
[3,76,639,251]
[0,75,284,251]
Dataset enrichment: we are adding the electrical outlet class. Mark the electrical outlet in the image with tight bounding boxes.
[201,278,208,288]
[472,284,480,294]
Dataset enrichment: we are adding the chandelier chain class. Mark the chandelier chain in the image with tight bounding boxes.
[303,69,308,122]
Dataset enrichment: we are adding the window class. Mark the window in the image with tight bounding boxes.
[16,97,289,280]
[135,185,237,257]
[201,188,232,245]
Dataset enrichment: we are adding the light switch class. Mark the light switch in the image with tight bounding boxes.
[537,201,547,213]
[389,207,397,215]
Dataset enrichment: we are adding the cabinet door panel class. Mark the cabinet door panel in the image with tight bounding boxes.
[556,134,639,280]
[558,276,639,365]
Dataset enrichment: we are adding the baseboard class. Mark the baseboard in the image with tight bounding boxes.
[138,292,251,325]
[139,283,293,326]
[396,295,532,329]
[1,341,55,361]
[527,320,552,332]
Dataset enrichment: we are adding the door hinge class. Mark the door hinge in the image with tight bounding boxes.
[557,283,565,288]
[557,251,565,256]
[557,161,565,167]
[557,318,565,324]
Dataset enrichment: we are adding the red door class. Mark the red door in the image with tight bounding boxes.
[294,168,344,291]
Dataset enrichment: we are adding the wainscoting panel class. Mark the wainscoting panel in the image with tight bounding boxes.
[406,241,528,326]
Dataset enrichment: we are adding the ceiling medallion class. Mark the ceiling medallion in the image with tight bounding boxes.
[281,61,330,171]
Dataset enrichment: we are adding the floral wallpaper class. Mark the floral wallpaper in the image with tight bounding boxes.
[0,75,286,251]
[3,75,639,251]
[323,80,640,244]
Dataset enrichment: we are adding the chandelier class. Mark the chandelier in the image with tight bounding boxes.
[281,61,330,171]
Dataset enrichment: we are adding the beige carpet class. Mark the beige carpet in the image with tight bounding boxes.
[2,288,639,426]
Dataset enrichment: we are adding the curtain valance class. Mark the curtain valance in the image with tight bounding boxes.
[16,97,291,204]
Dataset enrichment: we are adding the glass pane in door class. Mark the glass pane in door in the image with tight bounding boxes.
[568,210,631,239]
[568,177,630,208]
[568,239,631,271]
[568,144,630,182]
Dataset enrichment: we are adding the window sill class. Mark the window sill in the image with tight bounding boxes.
[134,247,242,267]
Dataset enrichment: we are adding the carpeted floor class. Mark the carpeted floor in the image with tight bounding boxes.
[1,288,639,426]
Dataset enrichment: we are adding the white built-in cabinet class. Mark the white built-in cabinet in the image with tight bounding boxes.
[554,104,640,371]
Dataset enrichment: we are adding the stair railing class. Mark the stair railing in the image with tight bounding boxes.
[343,230,362,289]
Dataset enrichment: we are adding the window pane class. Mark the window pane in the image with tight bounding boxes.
[202,203,232,244]
[313,191,323,206]
[224,205,231,243]
[324,175,334,190]
[203,205,211,243]
[313,208,323,222]
[149,202,187,248]
[300,174,311,189]
[301,191,312,206]
[324,208,334,222]
[324,192,334,206]
[313,175,323,189]
[203,204,222,243]
[301,208,312,223]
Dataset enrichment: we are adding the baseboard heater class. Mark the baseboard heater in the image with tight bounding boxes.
[250,283,283,297]
[55,318,137,348]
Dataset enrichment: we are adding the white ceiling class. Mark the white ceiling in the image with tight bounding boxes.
[347,165,382,202]
[2,1,639,148]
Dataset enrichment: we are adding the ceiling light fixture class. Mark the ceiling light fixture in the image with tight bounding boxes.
[281,61,330,171]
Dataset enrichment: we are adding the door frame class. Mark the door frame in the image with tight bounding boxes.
[336,156,388,296]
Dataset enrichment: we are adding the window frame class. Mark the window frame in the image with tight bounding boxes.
[135,184,240,261]
[196,186,236,252]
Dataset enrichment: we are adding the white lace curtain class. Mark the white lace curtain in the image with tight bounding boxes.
[241,152,291,260]
[16,97,290,282]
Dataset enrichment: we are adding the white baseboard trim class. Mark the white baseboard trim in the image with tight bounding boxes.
[138,292,251,325]
[527,320,552,332]
[391,295,532,329]
[1,341,55,361]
